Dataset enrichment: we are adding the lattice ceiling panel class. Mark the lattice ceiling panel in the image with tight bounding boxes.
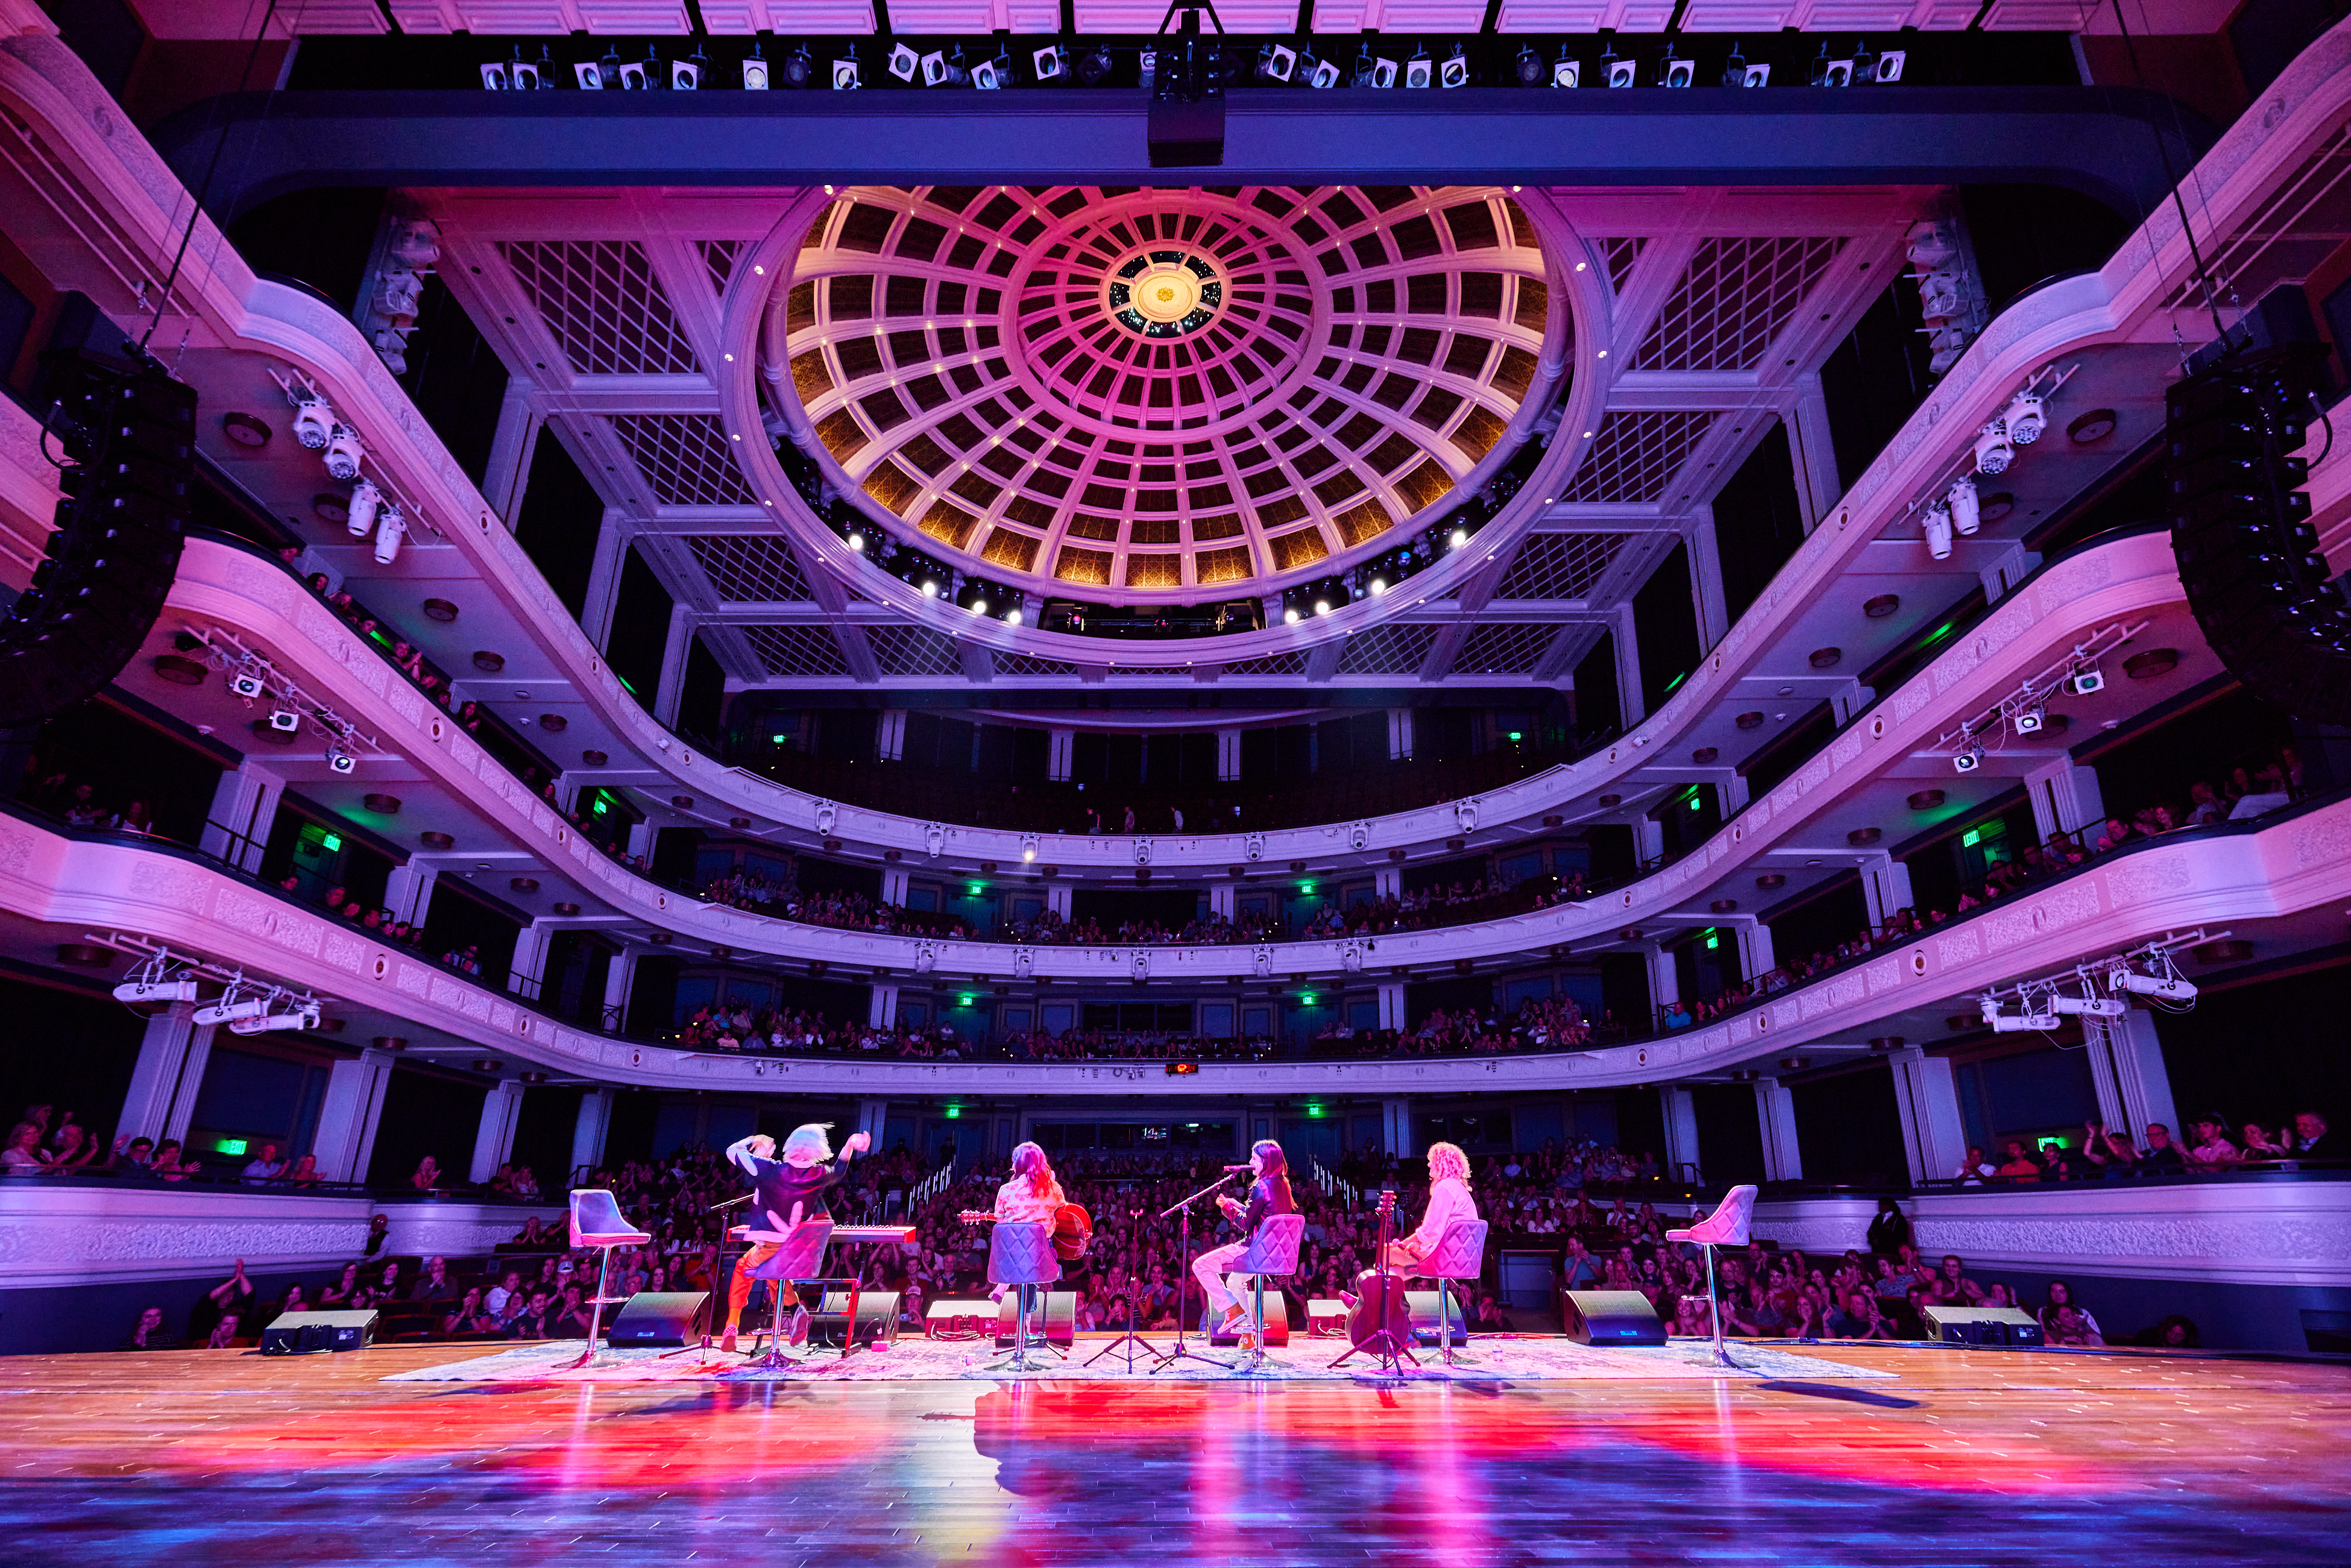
[610,415,760,507]
[741,624,851,676]
[781,184,1562,603]
[866,623,963,676]
[1452,621,1563,675]
[1629,236,1846,372]
[1597,236,1646,291]
[1224,651,1306,676]
[1562,411,1716,505]
[497,239,703,376]
[995,653,1080,676]
[687,534,811,601]
[699,239,744,298]
[1338,623,1439,675]
[1494,531,1626,600]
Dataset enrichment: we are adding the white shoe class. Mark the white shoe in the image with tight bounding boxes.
[787,1306,811,1346]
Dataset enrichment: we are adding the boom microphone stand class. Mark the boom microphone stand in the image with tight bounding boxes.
[1151,1167,1242,1374]
[1085,1206,1168,1371]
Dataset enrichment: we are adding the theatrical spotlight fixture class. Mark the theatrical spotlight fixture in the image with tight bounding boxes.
[1552,45,1579,87]
[924,46,972,86]
[372,505,407,566]
[1283,606,1301,624]
[194,992,271,1027]
[1256,42,1296,82]
[268,706,301,733]
[2048,991,2127,1019]
[573,54,608,89]
[114,956,200,1006]
[1974,417,2014,476]
[2105,962,2197,1003]
[292,397,333,450]
[1306,50,1340,87]
[832,46,861,89]
[972,50,1009,89]
[1371,52,1399,87]
[1922,499,1955,560]
[2014,701,2047,734]
[344,477,382,539]
[887,41,919,83]
[1075,42,1115,84]
[741,43,770,89]
[1004,607,1022,626]
[1313,597,1332,616]
[1604,48,1636,87]
[324,423,365,482]
[1515,45,1546,86]
[1722,43,1748,86]
[2003,391,2049,445]
[230,997,322,1036]
[1033,43,1066,81]
[1980,994,2059,1033]
[1947,473,1981,535]
[1440,43,1469,87]
[1953,732,1984,773]
[779,43,814,87]
[327,745,356,775]
[1658,45,1693,87]
[672,47,705,89]
[1405,44,1432,88]
[2068,660,2105,696]
[228,666,265,700]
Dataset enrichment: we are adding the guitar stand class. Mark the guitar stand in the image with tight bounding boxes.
[1329,1272,1418,1376]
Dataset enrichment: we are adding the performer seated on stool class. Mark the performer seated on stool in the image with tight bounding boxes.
[989,1142,1066,1302]
[1349,1141,1479,1305]
[1194,1139,1295,1348]
[720,1122,872,1353]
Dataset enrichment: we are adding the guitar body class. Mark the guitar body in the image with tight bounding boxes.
[958,1204,1095,1261]
[1347,1268,1410,1349]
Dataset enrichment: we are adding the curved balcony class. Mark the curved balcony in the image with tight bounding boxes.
[159,517,2202,981]
[7,779,2346,1098]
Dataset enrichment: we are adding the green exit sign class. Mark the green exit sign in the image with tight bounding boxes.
[216,1138,248,1156]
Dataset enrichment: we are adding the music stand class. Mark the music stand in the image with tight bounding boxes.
[1151,1167,1242,1374]
[1085,1206,1169,1371]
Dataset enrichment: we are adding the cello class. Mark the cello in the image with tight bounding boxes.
[1338,1189,1412,1368]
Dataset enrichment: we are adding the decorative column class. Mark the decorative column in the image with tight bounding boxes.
[602,948,638,1031]
[1374,864,1402,899]
[1048,728,1074,782]
[1684,506,1730,652]
[868,983,901,1029]
[881,867,910,905]
[200,759,283,874]
[2083,1009,2179,1142]
[653,603,693,726]
[1632,817,1665,866]
[1377,981,1406,1032]
[2025,757,2107,839]
[855,1099,889,1147]
[508,921,553,1001]
[570,1088,614,1182]
[1861,855,1915,929]
[116,1003,216,1145]
[1209,883,1236,919]
[1215,727,1241,781]
[1755,1077,1802,1182]
[469,1079,526,1185]
[384,862,438,927]
[1381,1097,1412,1155]
[1386,708,1414,761]
[1787,372,1840,529]
[1046,883,1071,919]
[1733,919,1776,983]
[1887,1046,1968,1186]
[310,1046,397,1185]
[877,710,907,761]
[1658,1086,1701,1182]
[1611,603,1645,729]
[1643,943,1679,1010]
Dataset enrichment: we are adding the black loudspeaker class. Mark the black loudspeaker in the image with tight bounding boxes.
[995,1289,1076,1349]
[606,1291,710,1347]
[1404,1289,1468,1347]
[2168,324,2351,725]
[260,1309,378,1354]
[2,349,195,726]
[1206,1282,1291,1346]
[810,1289,901,1347]
[1561,1289,1667,1347]
[1920,1304,2044,1347]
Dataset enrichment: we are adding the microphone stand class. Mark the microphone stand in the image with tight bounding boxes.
[1085,1206,1168,1371]
[1152,1167,1242,1374]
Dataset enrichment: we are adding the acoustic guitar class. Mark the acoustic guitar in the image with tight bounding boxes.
[958,1204,1095,1261]
[1347,1189,1411,1351]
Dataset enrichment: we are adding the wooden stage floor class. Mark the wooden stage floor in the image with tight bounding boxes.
[2,1340,2346,1566]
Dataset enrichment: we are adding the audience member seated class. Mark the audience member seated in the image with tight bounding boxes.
[119,1305,178,1351]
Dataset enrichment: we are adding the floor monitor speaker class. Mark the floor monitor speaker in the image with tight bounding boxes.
[810,1289,901,1347]
[1561,1289,1668,1347]
[606,1291,710,1348]
[1207,1279,1291,1346]
[1919,1303,2044,1347]
[1404,1289,1468,1347]
[260,1309,378,1355]
[995,1290,1076,1349]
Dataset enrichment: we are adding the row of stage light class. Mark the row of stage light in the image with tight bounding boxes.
[479,37,1915,93]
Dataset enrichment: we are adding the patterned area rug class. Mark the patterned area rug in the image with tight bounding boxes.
[383,1333,1894,1384]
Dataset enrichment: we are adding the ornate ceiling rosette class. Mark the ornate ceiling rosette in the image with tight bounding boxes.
[771,184,1568,602]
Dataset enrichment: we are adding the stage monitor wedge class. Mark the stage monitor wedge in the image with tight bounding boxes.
[260,1309,378,1355]
[1561,1289,1667,1347]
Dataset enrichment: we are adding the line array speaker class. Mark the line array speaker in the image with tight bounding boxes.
[2167,322,2351,725]
[1,349,195,726]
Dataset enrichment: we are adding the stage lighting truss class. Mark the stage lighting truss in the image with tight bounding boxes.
[185,628,382,760]
[1980,933,2211,1034]
[1906,364,2078,554]
[1932,623,2147,767]
[93,937,330,1034]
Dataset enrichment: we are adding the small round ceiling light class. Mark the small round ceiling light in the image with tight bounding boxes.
[1907,789,1946,811]
[472,651,506,673]
[2123,649,2178,679]
[672,795,694,809]
[552,902,581,917]
[1863,594,1900,619]
[1809,647,1842,669]
[420,831,456,850]
[1978,492,2015,524]
[421,599,459,623]
[1846,827,1882,846]
[510,877,540,893]
[362,793,402,814]
[2066,409,2118,444]
[222,412,272,447]
[538,714,567,732]
[312,493,350,524]
[1755,872,1786,889]
[153,655,206,685]
[57,943,113,967]
[1692,746,1717,764]
[1735,711,1764,731]
[1709,899,1737,913]
[581,750,608,767]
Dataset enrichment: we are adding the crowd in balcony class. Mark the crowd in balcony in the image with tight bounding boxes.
[1959,1110,2332,1183]
[695,867,972,939]
[997,906,1283,947]
[1308,993,1614,1059]
[1298,873,1579,940]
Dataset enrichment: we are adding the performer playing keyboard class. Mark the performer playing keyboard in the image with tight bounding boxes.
[1193,1140,1294,1347]
[719,1122,871,1353]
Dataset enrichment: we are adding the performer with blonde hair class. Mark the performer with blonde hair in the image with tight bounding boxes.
[719,1122,871,1352]
[1384,1141,1480,1274]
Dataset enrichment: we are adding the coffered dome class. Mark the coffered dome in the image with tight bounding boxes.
[774,184,1566,600]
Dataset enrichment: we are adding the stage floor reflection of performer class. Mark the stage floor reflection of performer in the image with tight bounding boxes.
[719,1122,871,1353]
[1193,1139,1295,1344]
[1383,1141,1479,1277]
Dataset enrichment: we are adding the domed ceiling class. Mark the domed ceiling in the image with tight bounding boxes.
[775,185,1565,599]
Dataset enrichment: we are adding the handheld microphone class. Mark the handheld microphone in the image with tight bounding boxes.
[1223,1164,1252,1171]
